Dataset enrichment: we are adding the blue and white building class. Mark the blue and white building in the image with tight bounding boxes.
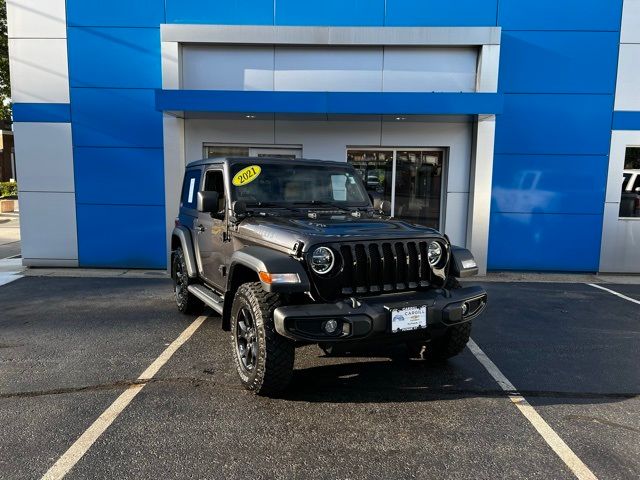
[7,0,640,274]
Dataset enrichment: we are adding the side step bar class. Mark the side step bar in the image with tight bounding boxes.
[187,284,224,315]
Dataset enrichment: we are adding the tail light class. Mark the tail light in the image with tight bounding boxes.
[175,218,180,227]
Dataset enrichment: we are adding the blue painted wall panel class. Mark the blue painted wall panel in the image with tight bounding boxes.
[74,148,165,206]
[155,90,503,115]
[498,0,623,31]
[67,0,165,27]
[68,27,161,89]
[499,31,619,94]
[166,0,274,25]
[77,204,167,268]
[488,213,602,271]
[276,0,384,26]
[612,111,640,130]
[385,0,497,26]
[494,94,614,155]
[492,155,607,215]
[12,103,71,123]
[71,88,163,148]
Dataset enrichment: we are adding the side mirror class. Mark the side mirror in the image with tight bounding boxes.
[379,200,392,216]
[232,200,247,216]
[197,191,219,213]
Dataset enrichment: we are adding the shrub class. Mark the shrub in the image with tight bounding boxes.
[0,181,17,198]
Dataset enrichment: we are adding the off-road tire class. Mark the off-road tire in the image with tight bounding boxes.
[423,322,471,361]
[230,282,294,395]
[172,247,204,315]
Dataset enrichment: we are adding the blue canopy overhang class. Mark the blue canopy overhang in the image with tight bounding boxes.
[155,90,503,116]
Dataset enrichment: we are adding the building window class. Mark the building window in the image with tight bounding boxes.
[347,148,444,230]
[204,144,302,159]
[619,147,640,218]
[205,145,250,158]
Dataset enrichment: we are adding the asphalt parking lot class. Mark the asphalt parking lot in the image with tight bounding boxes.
[1,276,639,479]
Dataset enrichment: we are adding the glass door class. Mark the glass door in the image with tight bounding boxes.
[394,150,443,229]
[347,148,444,229]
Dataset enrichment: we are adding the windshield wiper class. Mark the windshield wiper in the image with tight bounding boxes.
[245,201,297,211]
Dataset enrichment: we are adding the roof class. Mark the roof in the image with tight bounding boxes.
[185,156,353,168]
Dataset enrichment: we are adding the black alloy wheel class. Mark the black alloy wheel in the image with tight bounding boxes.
[172,247,203,315]
[235,307,258,372]
[230,282,295,395]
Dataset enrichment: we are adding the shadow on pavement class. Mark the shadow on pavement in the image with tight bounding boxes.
[280,352,639,405]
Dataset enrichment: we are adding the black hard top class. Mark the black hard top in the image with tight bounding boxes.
[186,156,353,169]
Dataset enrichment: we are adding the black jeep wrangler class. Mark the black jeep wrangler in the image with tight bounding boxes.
[171,157,487,395]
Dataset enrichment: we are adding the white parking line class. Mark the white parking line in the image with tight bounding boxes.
[0,272,22,287]
[0,257,24,287]
[587,283,640,306]
[41,314,209,480]
[468,339,598,480]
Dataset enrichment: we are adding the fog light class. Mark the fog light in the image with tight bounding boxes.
[461,302,469,315]
[342,322,351,335]
[323,319,338,334]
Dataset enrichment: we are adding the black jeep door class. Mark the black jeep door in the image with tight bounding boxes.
[195,168,231,289]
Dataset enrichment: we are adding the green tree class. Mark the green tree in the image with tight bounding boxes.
[0,0,10,121]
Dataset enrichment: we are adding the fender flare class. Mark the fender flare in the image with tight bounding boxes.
[227,246,310,293]
[171,226,198,278]
[450,245,479,278]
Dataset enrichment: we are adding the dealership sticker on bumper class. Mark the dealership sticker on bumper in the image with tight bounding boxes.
[391,305,427,333]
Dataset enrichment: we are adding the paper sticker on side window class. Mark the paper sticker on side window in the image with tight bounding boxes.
[233,165,261,187]
[187,178,196,203]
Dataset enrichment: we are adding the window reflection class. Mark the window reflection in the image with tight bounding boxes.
[619,147,640,218]
[347,150,393,208]
[347,149,444,229]
[395,151,443,229]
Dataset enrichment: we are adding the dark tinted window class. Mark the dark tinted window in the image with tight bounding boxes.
[181,169,201,209]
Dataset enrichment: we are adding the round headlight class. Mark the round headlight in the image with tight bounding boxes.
[311,247,335,275]
[427,241,443,267]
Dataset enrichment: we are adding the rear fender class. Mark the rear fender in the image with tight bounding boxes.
[171,226,198,278]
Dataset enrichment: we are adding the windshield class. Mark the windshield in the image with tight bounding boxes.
[230,162,370,208]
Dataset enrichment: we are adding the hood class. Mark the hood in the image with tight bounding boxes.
[235,214,443,252]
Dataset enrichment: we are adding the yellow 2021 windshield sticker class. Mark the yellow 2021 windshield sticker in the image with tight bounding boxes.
[232,165,261,186]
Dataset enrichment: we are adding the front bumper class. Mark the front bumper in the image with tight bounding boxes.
[273,286,487,342]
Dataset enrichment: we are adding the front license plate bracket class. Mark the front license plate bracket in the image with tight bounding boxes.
[390,305,427,333]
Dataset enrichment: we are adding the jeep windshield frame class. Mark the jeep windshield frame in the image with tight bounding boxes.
[229,161,371,209]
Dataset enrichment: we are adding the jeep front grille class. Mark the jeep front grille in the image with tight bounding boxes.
[317,240,442,297]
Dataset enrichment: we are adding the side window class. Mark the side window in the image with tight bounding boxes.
[204,170,226,217]
[181,169,202,209]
